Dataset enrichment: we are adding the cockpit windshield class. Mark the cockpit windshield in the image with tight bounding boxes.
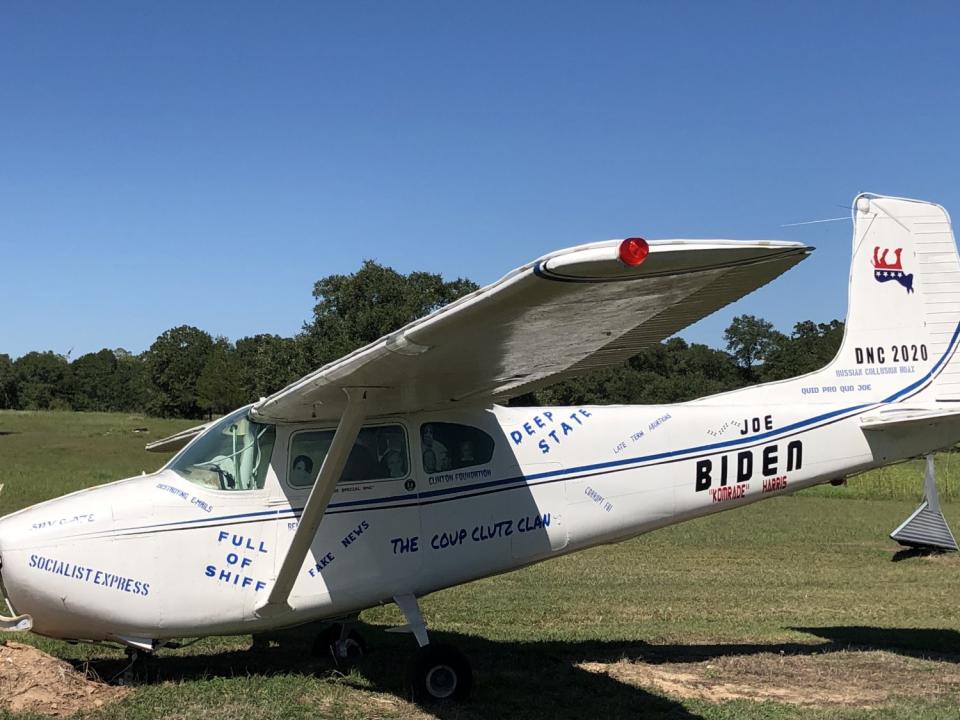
[169,407,276,491]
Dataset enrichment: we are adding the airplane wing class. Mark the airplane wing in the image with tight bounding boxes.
[252,238,812,423]
[145,423,211,453]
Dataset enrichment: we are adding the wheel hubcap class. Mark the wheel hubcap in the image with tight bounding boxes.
[337,638,362,660]
[425,664,457,699]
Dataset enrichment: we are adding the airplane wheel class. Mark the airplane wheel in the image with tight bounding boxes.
[406,644,472,703]
[115,650,156,685]
[313,624,366,664]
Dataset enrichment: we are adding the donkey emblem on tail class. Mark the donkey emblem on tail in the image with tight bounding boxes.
[873,246,914,294]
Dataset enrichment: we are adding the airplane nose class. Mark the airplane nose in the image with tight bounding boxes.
[0,479,163,642]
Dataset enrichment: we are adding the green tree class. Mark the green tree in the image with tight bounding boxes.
[531,338,743,406]
[71,349,121,411]
[13,351,73,410]
[70,348,151,412]
[113,349,150,412]
[761,319,844,381]
[197,338,247,416]
[532,367,628,406]
[235,334,308,400]
[145,326,214,418]
[723,315,786,373]
[0,354,18,409]
[629,338,741,388]
[302,260,478,367]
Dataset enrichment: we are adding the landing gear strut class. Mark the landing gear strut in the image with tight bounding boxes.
[391,593,473,703]
[114,647,155,685]
[313,621,367,666]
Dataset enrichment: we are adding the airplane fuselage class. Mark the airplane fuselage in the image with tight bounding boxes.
[0,378,949,647]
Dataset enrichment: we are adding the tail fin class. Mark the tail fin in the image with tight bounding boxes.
[827,193,960,402]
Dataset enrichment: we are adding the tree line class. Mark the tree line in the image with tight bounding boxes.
[0,261,843,418]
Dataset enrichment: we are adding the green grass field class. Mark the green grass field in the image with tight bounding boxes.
[1,410,959,719]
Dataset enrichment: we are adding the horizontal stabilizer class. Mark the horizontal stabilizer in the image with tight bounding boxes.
[890,501,959,551]
[860,407,960,431]
[144,423,209,453]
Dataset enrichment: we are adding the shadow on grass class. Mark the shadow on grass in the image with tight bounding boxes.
[77,623,706,720]
[891,547,955,562]
[72,623,960,718]
[576,626,960,667]
[790,626,960,659]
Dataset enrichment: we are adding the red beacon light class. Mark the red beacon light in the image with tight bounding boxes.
[618,237,649,266]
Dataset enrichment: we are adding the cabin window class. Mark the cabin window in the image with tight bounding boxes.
[288,424,409,487]
[169,407,276,491]
[419,422,494,473]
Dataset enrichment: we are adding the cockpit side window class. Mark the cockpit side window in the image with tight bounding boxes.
[419,422,494,473]
[288,424,409,488]
[169,407,276,491]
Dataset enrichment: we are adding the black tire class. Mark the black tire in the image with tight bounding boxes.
[312,623,367,664]
[406,644,472,703]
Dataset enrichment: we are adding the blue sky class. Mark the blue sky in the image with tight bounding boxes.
[3,2,960,360]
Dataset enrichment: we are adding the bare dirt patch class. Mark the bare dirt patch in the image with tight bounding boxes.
[578,648,960,707]
[0,641,128,716]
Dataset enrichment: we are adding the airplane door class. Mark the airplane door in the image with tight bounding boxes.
[270,422,422,609]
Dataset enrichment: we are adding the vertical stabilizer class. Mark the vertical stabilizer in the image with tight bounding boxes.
[825,194,960,402]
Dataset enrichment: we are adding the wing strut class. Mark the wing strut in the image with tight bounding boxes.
[257,388,368,616]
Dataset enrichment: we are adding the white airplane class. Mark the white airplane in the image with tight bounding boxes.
[2,193,958,702]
